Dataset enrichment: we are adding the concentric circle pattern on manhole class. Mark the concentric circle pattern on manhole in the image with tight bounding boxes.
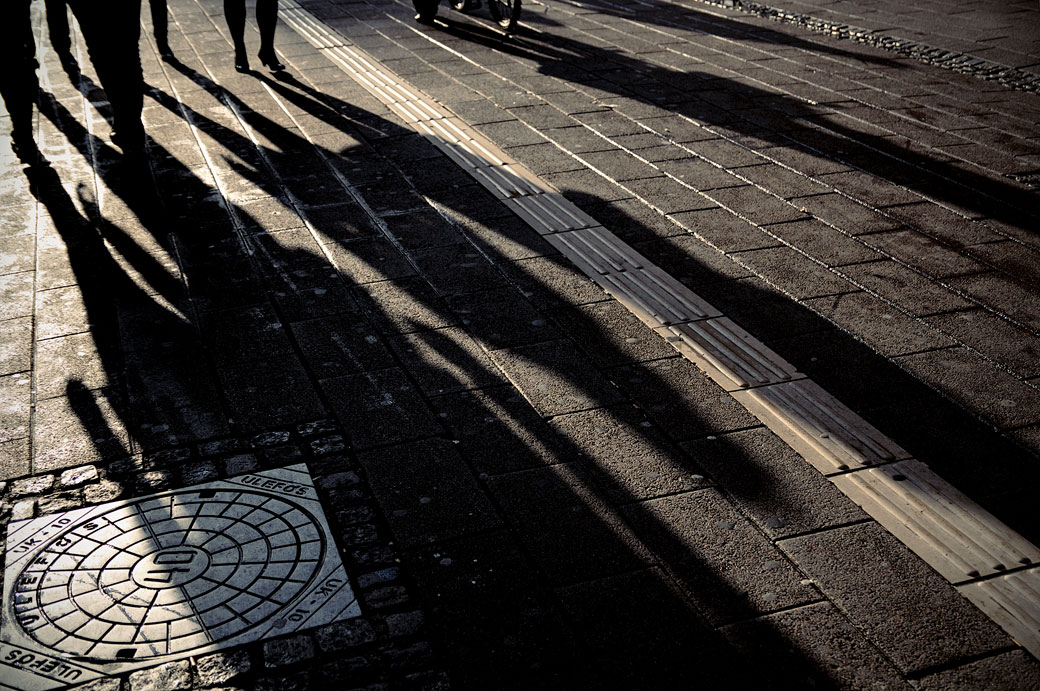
[1,465,361,690]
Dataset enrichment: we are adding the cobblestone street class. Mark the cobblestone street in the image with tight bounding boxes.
[1,0,1039,688]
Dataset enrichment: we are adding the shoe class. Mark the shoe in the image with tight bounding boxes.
[414,11,436,24]
[234,45,249,72]
[257,49,285,72]
[157,40,174,61]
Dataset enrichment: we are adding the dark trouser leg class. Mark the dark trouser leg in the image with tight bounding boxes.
[0,0,39,160]
[148,0,169,51]
[256,0,278,55]
[43,0,72,58]
[68,0,145,153]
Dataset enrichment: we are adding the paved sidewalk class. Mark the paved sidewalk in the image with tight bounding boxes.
[729,0,1040,75]
[1,0,1039,688]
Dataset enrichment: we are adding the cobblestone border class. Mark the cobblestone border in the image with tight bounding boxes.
[693,0,1040,94]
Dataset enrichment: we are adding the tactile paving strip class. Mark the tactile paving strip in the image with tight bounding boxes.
[0,465,360,690]
[277,0,1040,659]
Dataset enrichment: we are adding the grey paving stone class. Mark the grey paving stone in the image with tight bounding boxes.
[550,301,675,367]
[381,209,465,251]
[895,346,1040,429]
[622,176,718,214]
[489,340,625,417]
[946,271,1040,331]
[195,650,252,686]
[33,386,129,471]
[863,229,989,278]
[389,326,506,396]
[694,276,833,340]
[817,170,923,207]
[299,202,380,242]
[200,304,296,367]
[0,373,30,445]
[791,192,903,235]
[734,163,832,200]
[840,260,974,316]
[128,660,192,691]
[291,314,395,379]
[545,168,633,203]
[321,366,442,449]
[966,239,1040,288]
[556,568,756,688]
[606,357,760,441]
[881,201,1002,246]
[264,635,316,668]
[720,602,912,690]
[356,276,457,335]
[358,438,500,547]
[915,650,1040,690]
[779,522,1012,674]
[709,185,810,225]
[431,385,569,476]
[767,218,883,267]
[582,198,687,243]
[505,142,587,176]
[682,428,867,538]
[550,405,706,502]
[474,120,549,148]
[236,196,307,232]
[802,291,956,356]
[35,285,91,340]
[0,203,36,240]
[0,438,31,478]
[0,233,33,275]
[218,356,326,431]
[669,207,780,253]
[500,254,608,310]
[448,287,562,350]
[542,125,617,154]
[457,213,558,262]
[926,309,1040,378]
[326,236,417,285]
[410,243,506,296]
[731,245,858,299]
[403,531,581,688]
[578,150,661,182]
[623,489,820,625]
[573,110,646,137]
[487,463,653,584]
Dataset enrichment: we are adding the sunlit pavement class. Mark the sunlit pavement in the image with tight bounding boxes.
[1,0,1039,687]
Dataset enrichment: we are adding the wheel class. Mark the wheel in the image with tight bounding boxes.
[487,0,520,32]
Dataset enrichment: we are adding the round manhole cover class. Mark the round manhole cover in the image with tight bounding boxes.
[11,488,327,662]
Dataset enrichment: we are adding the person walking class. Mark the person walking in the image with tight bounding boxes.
[224,0,284,72]
[0,0,40,163]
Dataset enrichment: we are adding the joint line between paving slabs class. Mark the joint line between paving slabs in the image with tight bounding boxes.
[275,0,1040,659]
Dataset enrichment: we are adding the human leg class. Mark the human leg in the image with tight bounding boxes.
[223,0,248,70]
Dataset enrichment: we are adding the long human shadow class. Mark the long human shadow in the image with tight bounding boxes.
[144,55,1006,684]
[26,48,923,687]
[421,10,1040,239]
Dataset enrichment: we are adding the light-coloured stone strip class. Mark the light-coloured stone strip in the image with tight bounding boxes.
[277,0,1040,657]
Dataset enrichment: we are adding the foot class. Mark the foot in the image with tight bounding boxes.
[257,49,285,72]
[414,11,437,24]
[234,45,249,72]
[157,40,174,61]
